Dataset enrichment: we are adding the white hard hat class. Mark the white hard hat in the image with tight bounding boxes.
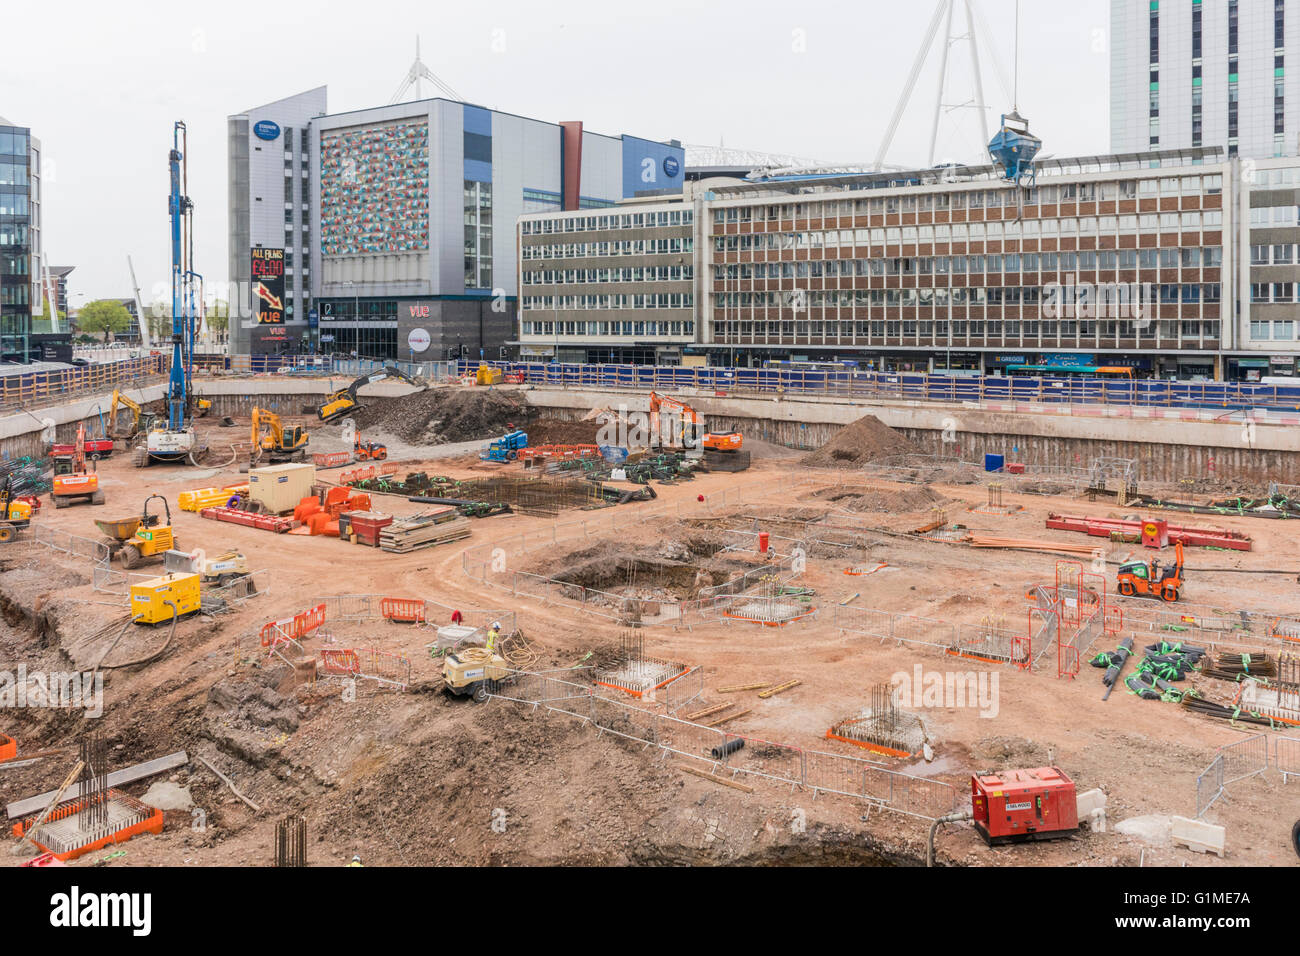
[492,621,501,630]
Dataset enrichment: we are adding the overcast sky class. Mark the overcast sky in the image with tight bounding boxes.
[4,0,1112,306]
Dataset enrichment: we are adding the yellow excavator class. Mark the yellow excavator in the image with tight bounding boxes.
[108,389,154,441]
[251,407,309,463]
[317,366,421,424]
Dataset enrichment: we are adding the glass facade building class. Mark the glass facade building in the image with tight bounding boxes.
[0,120,39,363]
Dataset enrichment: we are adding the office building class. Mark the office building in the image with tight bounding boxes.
[228,87,684,360]
[0,116,41,363]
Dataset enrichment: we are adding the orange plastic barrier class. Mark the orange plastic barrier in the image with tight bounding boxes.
[320,649,360,674]
[380,597,426,624]
[294,496,322,522]
[380,462,400,475]
[260,603,328,647]
[313,452,352,468]
[0,733,15,763]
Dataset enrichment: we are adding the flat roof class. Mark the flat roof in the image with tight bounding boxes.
[709,146,1228,197]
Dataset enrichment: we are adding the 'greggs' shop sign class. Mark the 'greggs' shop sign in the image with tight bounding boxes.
[251,247,286,324]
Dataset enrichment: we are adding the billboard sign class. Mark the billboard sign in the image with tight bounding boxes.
[251,247,286,324]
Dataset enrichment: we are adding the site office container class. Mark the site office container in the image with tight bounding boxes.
[248,462,317,515]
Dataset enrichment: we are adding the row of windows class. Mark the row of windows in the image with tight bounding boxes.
[712,248,1224,279]
[713,214,1224,252]
[1251,319,1297,340]
[522,237,693,260]
[1250,243,1300,265]
[0,160,28,187]
[713,284,1221,309]
[521,209,693,235]
[1248,205,1300,226]
[521,293,693,311]
[1250,282,1300,303]
[716,244,1226,272]
[522,265,694,285]
[712,319,1220,343]
[521,319,695,337]
[711,177,1223,224]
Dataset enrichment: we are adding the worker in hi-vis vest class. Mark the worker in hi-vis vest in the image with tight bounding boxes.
[486,621,502,653]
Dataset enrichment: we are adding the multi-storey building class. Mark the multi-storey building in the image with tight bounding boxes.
[518,148,1300,380]
[1112,0,1300,158]
[0,116,41,363]
[229,87,684,360]
[227,87,328,357]
[517,201,696,364]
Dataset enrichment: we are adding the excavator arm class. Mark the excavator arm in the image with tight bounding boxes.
[317,366,420,423]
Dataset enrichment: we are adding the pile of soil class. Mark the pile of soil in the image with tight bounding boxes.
[522,417,602,446]
[801,415,920,468]
[818,484,950,513]
[352,388,526,444]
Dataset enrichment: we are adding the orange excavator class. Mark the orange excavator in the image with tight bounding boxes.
[1117,540,1185,602]
[648,391,704,451]
[51,424,105,509]
[647,391,742,454]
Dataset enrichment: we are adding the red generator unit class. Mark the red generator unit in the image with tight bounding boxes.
[971,767,1078,845]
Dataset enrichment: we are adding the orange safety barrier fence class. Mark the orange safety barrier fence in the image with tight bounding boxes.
[260,602,327,647]
[0,733,15,763]
[320,649,360,674]
[380,597,426,624]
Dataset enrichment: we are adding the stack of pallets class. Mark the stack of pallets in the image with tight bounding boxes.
[379,508,471,554]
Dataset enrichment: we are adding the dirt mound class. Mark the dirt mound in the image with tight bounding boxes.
[819,484,950,513]
[352,388,526,444]
[801,415,919,468]
[523,417,602,446]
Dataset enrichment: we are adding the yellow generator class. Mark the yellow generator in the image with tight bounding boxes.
[130,572,201,625]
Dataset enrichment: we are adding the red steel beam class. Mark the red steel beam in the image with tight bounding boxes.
[1045,513,1252,551]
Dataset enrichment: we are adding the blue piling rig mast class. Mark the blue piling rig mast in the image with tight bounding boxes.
[136,121,205,466]
[167,122,189,432]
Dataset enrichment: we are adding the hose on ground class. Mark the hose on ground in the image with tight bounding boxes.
[927,809,973,867]
[99,602,178,670]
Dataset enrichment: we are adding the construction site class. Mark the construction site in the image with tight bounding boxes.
[2,358,1299,870]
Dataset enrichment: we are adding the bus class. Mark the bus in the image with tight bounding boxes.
[1006,364,1135,381]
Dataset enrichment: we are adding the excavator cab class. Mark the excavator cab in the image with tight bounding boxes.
[1117,540,1184,602]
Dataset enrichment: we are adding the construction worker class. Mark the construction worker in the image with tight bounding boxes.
[486,620,502,653]
[347,854,363,867]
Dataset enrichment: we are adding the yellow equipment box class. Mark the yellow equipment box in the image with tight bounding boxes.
[130,572,201,625]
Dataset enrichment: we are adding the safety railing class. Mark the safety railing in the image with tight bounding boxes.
[1276,735,1300,784]
[1195,754,1225,819]
[311,593,516,637]
[1219,733,1269,785]
[0,354,167,412]
[473,360,1300,414]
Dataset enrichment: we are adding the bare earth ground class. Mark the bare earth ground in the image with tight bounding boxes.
[2,409,1299,867]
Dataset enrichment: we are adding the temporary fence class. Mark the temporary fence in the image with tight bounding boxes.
[0,354,167,412]
[1276,735,1300,784]
[483,674,961,820]
[1219,733,1269,785]
[832,603,1033,671]
[311,593,516,636]
[23,527,159,603]
[473,359,1300,416]
[1195,754,1225,819]
[1195,732,1271,818]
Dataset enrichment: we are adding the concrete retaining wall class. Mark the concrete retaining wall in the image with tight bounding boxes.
[6,379,1298,485]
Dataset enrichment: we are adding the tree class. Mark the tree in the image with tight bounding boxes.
[144,299,171,342]
[36,298,66,331]
[77,299,132,343]
[206,299,229,336]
